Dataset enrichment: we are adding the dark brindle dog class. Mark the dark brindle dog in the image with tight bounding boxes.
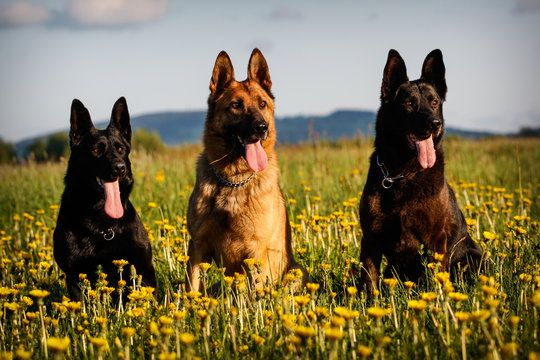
[54,97,157,301]
[359,49,482,293]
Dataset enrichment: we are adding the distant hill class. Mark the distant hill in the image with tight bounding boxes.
[15,109,500,155]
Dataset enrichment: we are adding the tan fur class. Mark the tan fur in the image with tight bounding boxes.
[187,49,307,292]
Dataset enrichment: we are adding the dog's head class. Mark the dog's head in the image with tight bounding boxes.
[204,48,275,172]
[378,49,447,169]
[68,97,133,219]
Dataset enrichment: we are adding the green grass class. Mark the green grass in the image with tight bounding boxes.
[0,137,539,359]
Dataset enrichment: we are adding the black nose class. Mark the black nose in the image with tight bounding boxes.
[253,121,268,135]
[112,162,126,177]
[429,119,442,131]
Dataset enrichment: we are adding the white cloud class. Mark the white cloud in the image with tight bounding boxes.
[67,0,169,26]
[0,2,51,26]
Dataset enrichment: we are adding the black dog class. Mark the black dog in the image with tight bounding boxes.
[53,97,157,301]
[359,49,482,294]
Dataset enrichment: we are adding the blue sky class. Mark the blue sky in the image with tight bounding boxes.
[1,0,539,142]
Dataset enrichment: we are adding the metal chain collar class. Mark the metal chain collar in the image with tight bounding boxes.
[376,153,408,189]
[212,166,258,188]
[99,228,115,241]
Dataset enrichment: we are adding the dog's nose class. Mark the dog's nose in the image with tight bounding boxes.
[113,162,126,176]
[429,119,442,131]
[253,121,268,135]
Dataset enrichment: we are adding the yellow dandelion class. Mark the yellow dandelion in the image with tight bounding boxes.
[251,334,266,345]
[47,337,70,352]
[483,231,497,241]
[529,290,540,307]
[122,327,136,338]
[455,312,471,322]
[179,333,195,346]
[29,289,50,299]
[404,281,416,289]
[294,325,316,338]
[408,300,428,311]
[501,342,519,358]
[199,262,212,272]
[367,306,391,319]
[306,283,320,293]
[448,292,468,302]
[347,286,359,295]
[325,327,344,341]
[421,292,437,302]
[90,337,109,352]
[357,345,372,358]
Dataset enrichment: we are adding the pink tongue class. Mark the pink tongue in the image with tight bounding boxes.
[244,140,268,172]
[415,135,436,169]
[104,180,124,219]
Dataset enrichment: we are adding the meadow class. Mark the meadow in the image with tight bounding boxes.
[0,136,539,359]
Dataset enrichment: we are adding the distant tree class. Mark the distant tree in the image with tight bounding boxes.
[132,128,167,154]
[0,138,16,164]
[517,127,540,138]
[46,132,69,160]
[26,139,48,162]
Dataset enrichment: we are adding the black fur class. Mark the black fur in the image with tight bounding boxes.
[53,97,156,301]
[359,50,482,294]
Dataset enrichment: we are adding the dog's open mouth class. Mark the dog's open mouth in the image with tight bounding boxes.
[97,177,124,219]
[407,134,436,169]
[236,135,268,172]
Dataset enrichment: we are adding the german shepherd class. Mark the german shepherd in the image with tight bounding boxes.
[187,49,307,291]
[53,97,157,301]
[358,49,482,293]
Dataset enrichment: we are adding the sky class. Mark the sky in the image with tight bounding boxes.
[1,0,540,142]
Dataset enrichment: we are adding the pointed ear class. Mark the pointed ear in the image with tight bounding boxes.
[70,99,95,147]
[109,97,131,142]
[381,49,408,103]
[421,49,447,100]
[210,51,235,96]
[247,48,272,95]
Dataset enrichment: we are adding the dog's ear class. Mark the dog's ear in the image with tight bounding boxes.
[421,49,447,101]
[210,51,235,96]
[381,49,408,103]
[109,97,131,142]
[70,99,95,147]
[248,48,273,95]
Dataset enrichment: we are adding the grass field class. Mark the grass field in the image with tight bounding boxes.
[0,137,539,359]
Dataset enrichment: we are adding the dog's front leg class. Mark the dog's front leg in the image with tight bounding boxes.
[187,238,210,293]
[359,237,382,296]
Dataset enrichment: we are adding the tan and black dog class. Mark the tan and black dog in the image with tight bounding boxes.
[359,49,482,294]
[187,49,307,291]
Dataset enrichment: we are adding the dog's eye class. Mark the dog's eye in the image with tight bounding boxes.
[405,101,413,107]
[117,146,123,153]
[93,147,99,154]
[259,100,267,109]
[231,101,240,109]
[431,99,439,106]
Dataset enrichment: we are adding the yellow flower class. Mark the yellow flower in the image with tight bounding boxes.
[15,348,32,360]
[481,285,498,296]
[455,312,471,322]
[408,300,428,311]
[47,337,70,352]
[333,306,360,320]
[29,289,50,299]
[113,259,129,268]
[529,290,540,307]
[325,327,344,340]
[448,292,468,302]
[179,333,195,346]
[294,295,311,307]
[383,278,398,289]
[294,325,316,338]
[159,315,173,326]
[306,283,320,293]
[508,316,520,327]
[122,327,136,338]
[148,202,158,208]
[483,231,497,241]
[243,258,255,269]
[251,334,266,345]
[471,310,491,321]
[357,345,372,358]
[434,272,450,285]
[367,306,391,319]
[90,337,109,352]
[173,310,187,320]
[347,286,359,295]
[404,281,416,289]
[199,263,212,272]
[421,292,437,302]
